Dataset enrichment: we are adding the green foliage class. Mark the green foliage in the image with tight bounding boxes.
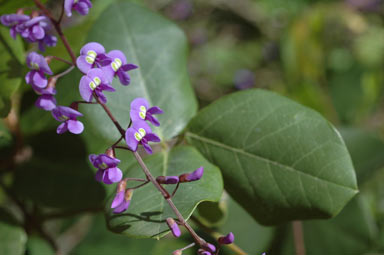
[106,146,223,238]
[187,89,358,225]
[0,208,27,255]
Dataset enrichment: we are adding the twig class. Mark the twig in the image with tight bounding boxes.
[293,221,306,255]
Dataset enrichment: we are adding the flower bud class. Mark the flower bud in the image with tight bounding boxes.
[156,175,179,184]
[166,217,181,237]
[112,188,133,214]
[105,147,115,158]
[179,167,204,183]
[172,250,182,255]
[218,232,234,245]
[197,249,211,255]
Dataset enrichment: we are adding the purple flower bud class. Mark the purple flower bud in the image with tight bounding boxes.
[79,68,115,104]
[156,175,179,184]
[64,0,92,17]
[197,249,211,255]
[76,42,111,74]
[179,167,204,183]
[125,120,160,154]
[51,106,84,134]
[218,232,234,245]
[202,243,216,253]
[102,50,138,85]
[112,188,133,214]
[25,52,53,91]
[0,14,30,39]
[166,218,181,238]
[89,154,123,184]
[130,97,163,127]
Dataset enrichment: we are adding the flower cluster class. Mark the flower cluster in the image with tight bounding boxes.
[1,13,57,51]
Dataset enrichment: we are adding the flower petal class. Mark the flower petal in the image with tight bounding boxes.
[79,76,93,102]
[56,122,68,134]
[67,119,84,134]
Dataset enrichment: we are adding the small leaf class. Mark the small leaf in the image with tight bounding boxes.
[106,146,223,238]
[186,89,358,225]
[0,208,27,255]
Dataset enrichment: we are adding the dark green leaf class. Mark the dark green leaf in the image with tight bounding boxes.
[186,89,358,225]
[78,1,197,145]
[13,131,105,210]
[106,146,223,238]
[340,127,384,184]
[0,208,27,255]
[194,200,227,227]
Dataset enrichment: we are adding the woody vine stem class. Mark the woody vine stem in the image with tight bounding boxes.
[33,0,209,251]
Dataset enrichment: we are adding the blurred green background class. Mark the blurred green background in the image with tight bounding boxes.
[2,0,384,254]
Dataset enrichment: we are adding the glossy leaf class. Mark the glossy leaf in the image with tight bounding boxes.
[0,208,27,255]
[186,89,358,225]
[78,1,197,145]
[106,146,223,238]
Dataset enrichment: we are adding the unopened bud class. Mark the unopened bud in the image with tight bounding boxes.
[156,175,179,184]
[179,167,204,183]
[218,232,234,245]
[202,243,216,253]
[112,188,133,214]
[105,147,115,158]
[172,250,182,255]
[197,249,211,255]
[166,218,181,237]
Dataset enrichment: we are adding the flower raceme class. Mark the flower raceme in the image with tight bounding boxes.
[64,0,93,17]
[25,52,53,91]
[51,106,84,134]
[102,50,138,85]
[89,154,123,184]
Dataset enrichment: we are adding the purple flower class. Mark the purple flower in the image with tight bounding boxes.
[89,154,123,184]
[125,121,160,154]
[34,84,57,111]
[0,14,30,39]
[102,50,138,85]
[156,175,179,184]
[76,42,111,74]
[130,98,163,126]
[111,189,133,214]
[64,0,92,17]
[179,167,204,183]
[51,106,84,134]
[79,68,115,104]
[38,34,57,52]
[202,243,216,253]
[16,16,47,42]
[25,52,53,90]
[218,232,234,245]
[197,250,211,255]
[166,218,181,237]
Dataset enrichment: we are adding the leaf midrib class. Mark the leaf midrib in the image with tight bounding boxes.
[186,132,357,192]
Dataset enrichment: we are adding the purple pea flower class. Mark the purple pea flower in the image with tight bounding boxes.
[111,188,133,214]
[166,218,181,237]
[125,120,160,154]
[76,42,111,74]
[89,154,123,184]
[156,175,179,184]
[130,98,163,126]
[38,34,57,52]
[34,84,57,111]
[16,16,47,42]
[0,14,30,39]
[179,167,204,183]
[25,52,53,90]
[218,232,235,245]
[64,0,92,17]
[51,106,84,134]
[102,50,138,85]
[79,68,115,104]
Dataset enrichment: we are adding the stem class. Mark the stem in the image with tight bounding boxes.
[129,180,150,190]
[50,55,73,66]
[53,65,75,79]
[293,221,306,255]
[58,0,65,24]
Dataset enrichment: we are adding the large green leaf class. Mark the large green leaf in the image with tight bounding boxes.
[78,1,197,144]
[106,146,223,238]
[186,89,358,225]
[13,131,105,210]
[0,208,27,255]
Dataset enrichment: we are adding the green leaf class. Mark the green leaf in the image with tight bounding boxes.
[0,208,27,255]
[79,1,197,144]
[13,131,105,210]
[0,26,24,117]
[340,127,384,184]
[194,200,227,227]
[26,236,54,255]
[186,89,358,225]
[280,194,379,254]
[106,146,223,238]
[220,195,275,254]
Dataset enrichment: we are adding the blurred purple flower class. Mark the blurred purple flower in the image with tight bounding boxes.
[76,42,111,74]
[89,153,123,184]
[25,52,53,91]
[218,232,234,245]
[35,94,56,111]
[16,16,47,42]
[79,68,115,103]
[64,0,92,17]
[102,50,138,85]
[51,106,84,134]
[130,98,163,126]
[38,34,57,52]
[234,69,255,90]
[0,14,30,39]
[168,0,193,20]
[125,120,160,154]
